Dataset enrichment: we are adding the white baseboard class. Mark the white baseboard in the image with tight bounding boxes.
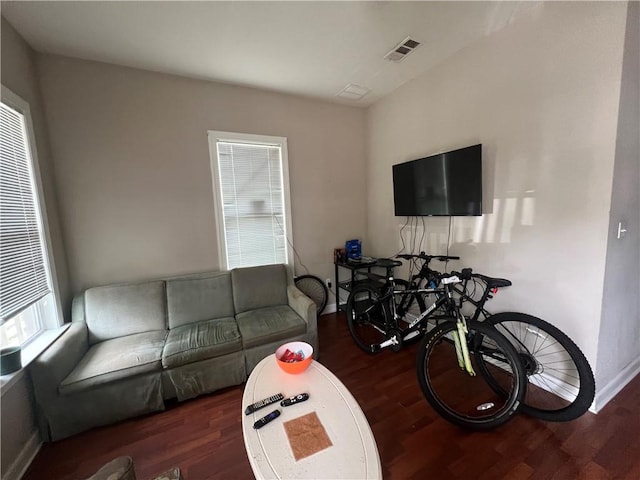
[4,430,41,480]
[592,357,640,413]
[322,302,337,315]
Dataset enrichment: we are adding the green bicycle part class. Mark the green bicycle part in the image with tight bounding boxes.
[457,321,476,376]
[452,329,465,369]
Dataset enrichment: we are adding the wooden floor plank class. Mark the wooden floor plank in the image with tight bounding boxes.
[22,313,640,479]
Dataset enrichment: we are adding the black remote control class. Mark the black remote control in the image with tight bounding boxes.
[280,393,310,407]
[245,393,284,415]
[253,409,280,429]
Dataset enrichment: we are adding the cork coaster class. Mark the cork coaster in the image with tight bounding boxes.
[283,411,333,461]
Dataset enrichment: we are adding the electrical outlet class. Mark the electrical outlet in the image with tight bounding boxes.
[325,278,332,289]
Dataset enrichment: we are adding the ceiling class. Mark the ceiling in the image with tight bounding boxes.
[1,1,539,107]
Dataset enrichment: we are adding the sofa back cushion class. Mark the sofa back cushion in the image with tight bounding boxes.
[166,272,235,328]
[231,264,288,314]
[84,281,166,344]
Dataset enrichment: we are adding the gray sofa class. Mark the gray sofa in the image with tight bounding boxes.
[30,264,316,441]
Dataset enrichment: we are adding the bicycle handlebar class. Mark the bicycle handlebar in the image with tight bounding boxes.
[396,252,460,262]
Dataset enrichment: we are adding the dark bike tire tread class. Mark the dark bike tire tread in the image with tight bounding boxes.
[294,275,329,317]
[346,285,389,354]
[416,322,526,430]
[487,312,595,422]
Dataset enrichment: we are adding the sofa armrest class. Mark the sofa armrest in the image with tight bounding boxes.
[30,322,89,407]
[287,285,316,335]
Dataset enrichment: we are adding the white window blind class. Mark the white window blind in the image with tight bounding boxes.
[215,139,288,269]
[0,101,50,324]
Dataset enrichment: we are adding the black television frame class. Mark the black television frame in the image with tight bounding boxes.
[392,144,482,217]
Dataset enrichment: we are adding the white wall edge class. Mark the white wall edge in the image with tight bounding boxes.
[592,357,640,413]
[3,430,41,480]
[322,302,338,315]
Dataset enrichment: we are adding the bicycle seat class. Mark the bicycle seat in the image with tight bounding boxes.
[474,274,512,288]
[375,258,402,269]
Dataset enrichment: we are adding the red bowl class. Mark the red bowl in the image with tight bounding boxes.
[275,342,313,374]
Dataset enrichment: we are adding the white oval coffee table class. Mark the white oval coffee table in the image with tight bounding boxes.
[242,354,382,480]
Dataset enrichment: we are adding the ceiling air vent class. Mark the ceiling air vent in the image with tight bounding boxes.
[384,36,421,63]
[336,83,371,101]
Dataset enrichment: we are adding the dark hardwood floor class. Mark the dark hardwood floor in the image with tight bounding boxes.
[23,313,640,479]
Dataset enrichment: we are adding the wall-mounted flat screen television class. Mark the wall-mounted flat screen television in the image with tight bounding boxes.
[392,144,482,216]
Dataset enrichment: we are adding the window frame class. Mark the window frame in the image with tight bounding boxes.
[207,130,294,272]
[1,85,63,346]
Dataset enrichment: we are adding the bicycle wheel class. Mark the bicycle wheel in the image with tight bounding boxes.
[346,285,389,354]
[393,279,426,342]
[416,321,526,430]
[294,275,329,317]
[484,312,595,422]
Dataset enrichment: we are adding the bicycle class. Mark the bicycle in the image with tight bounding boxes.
[394,253,460,328]
[294,274,328,317]
[346,267,527,430]
[388,253,596,422]
[344,256,456,348]
[447,270,596,422]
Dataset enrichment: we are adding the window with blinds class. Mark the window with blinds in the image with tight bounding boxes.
[0,90,58,347]
[209,132,292,270]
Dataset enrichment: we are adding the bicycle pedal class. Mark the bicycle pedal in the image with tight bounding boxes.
[371,344,381,353]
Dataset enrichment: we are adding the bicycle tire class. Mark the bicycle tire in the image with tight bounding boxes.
[294,275,329,317]
[416,321,526,430]
[484,312,595,422]
[346,284,389,354]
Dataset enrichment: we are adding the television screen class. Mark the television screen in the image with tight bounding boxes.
[393,144,482,216]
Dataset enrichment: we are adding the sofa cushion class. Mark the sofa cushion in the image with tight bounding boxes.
[166,272,234,328]
[59,330,166,396]
[162,317,242,368]
[231,264,288,314]
[84,281,166,345]
[236,305,306,349]
[166,351,246,402]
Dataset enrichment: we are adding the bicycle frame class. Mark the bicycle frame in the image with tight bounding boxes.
[403,267,435,292]
[395,255,454,320]
[375,276,477,375]
[390,285,445,329]
[353,255,502,376]
[451,281,495,322]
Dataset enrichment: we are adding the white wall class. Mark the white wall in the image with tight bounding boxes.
[596,0,640,408]
[36,55,368,300]
[0,372,40,480]
[0,17,65,478]
[0,17,70,311]
[365,2,628,373]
